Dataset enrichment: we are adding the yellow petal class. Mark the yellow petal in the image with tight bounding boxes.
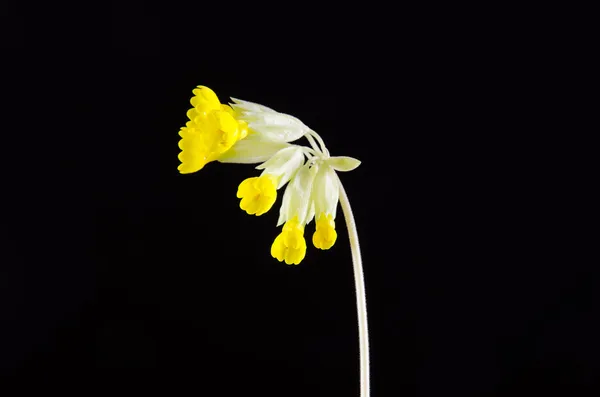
[236,176,277,216]
[284,237,306,265]
[177,147,207,174]
[271,234,286,262]
[313,213,337,249]
[191,86,221,115]
[215,111,238,134]
[237,178,256,198]
[220,104,234,115]
[270,217,308,265]
[186,108,199,121]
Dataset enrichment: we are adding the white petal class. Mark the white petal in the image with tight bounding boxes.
[230,99,309,143]
[247,124,307,143]
[277,163,318,226]
[277,190,290,226]
[246,112,304,127]
[257,146,305,189]
[326,156,361,172]
[230,97,277,113]
[306,200,315,225]
[312,164,340,219]
[218,137,289,164]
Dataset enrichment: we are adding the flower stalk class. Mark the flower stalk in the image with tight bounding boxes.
[339,178,370,397]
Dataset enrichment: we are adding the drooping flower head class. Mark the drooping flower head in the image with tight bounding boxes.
[177,86,360,264]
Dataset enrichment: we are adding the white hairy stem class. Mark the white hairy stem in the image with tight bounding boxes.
[338,177,370,397]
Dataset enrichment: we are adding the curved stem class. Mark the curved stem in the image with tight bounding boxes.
[304,132,322,154]
[338,178,370,397]
[308,130,330,157]
[301,146,318,159]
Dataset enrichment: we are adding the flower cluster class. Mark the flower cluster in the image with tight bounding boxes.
[178,86,360,264]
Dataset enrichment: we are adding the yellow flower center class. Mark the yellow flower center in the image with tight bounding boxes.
[271,217,307,265]
[237,175,278,216]
[312,213,337,250]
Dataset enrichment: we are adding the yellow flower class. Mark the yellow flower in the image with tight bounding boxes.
[310,163,340,250]
[237,175,278,216]
[270,216,307,265]
[236,146,306,216]
[177,86,248,174]
[313,213,337,250]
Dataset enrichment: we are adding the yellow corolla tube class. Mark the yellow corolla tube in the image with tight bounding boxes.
[177,86,248,174]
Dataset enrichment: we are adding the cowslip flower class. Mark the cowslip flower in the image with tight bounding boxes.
[177,86,360,265]
[177,86,248,173]
[177,86,370,396]
[236,146,305,216]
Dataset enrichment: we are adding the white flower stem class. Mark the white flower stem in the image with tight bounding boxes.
[338,178,370,397]
[308,130,330,157]
[305,132,323,155]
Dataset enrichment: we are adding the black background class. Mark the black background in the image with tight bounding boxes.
[1,2,596,396]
